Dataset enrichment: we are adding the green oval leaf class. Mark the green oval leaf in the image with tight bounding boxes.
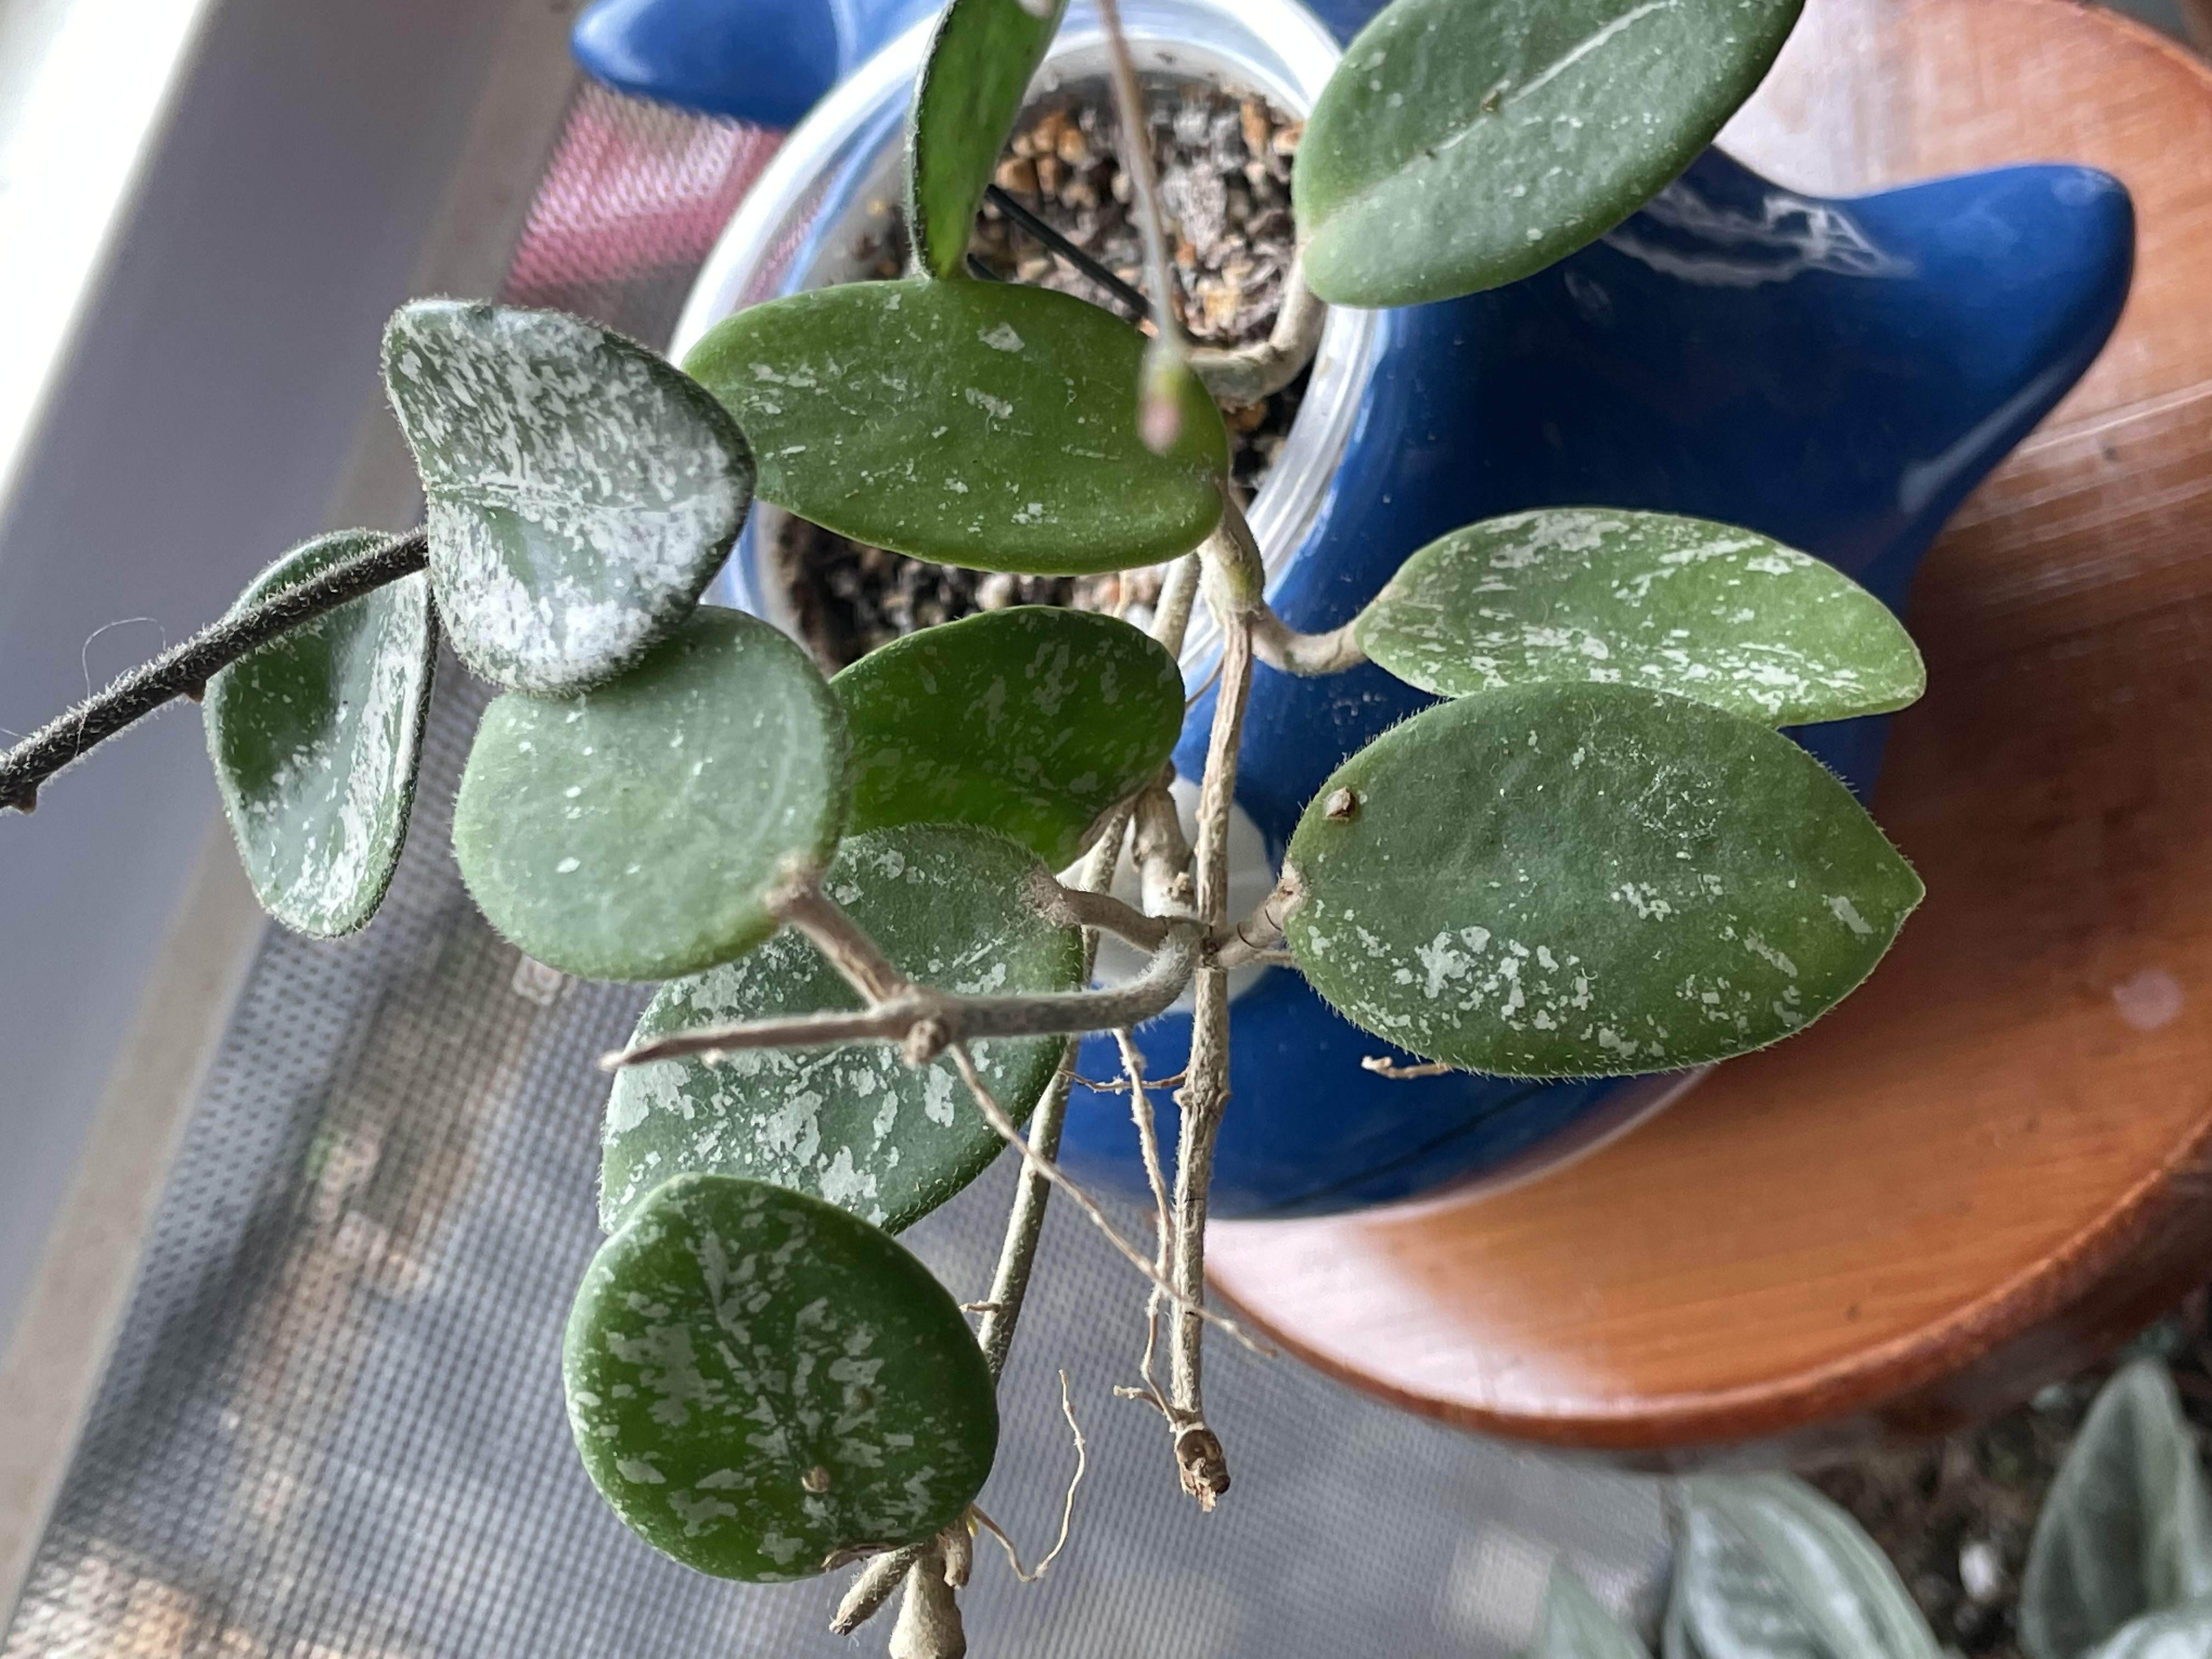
[452,607,849,981]
[384,301,754,693]
[603,823,1083,1233]
[1673,1477,1943,1659]
[2022,1359,2212,1659]
[910,0,1070,280]
[1294,0,1803,307]
[1282,683,1922,1077]
[1357,511,1925,726]
[2085,1603,2212,1659]
[204,531,436,937]
[565,1172,996,1581]
[684,279,1227,574]
[832,606,1184,865]
[1530,1562,1651,1659]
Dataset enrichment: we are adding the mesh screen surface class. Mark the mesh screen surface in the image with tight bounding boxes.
[2,83,1669,1659]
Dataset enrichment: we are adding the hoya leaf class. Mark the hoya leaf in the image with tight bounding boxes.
[384,301,754,694]
[603,823,1084,1234]
[1357,511,1925,726]
[684,279,1226,574]
[1676,1477,1943,1659]
[2022,1359,2212,1659]
[1281,683,1922,1077]
[564,1173,996,1581]
[452,608,848,981]
[1294,0,1803,307]
[833,606,1184,865]
[1528,1561,1651,1659]
[910,0,1070,280]
[2085,1602,2212,1659]
[204,531,436,937]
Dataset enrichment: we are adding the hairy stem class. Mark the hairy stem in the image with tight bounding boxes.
[770,874,910,1002]
[1249,603,1365,677]
[887,1544,966,1659]
[0,529,429,815]
[950,1042,1262,1353]
[1034,882,1172,952]
[1165,576,1256,1509]
[835,811,1133,1640]
[1189,258,1327,405]
[602,919,1202,1070]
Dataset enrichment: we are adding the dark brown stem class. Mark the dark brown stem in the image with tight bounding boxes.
[0,530,430,815]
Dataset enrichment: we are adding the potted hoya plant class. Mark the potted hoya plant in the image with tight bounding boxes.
[648,0,2131,1218]
[0,0,2133,1652]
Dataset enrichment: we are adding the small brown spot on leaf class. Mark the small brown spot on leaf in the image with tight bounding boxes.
[1324,787,1359,821]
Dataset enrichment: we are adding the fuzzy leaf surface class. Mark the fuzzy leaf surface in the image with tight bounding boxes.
[385,301,753,693]
[2085,1603,2212,1659]
[1357,510,1923,726]
[2022,1359,2212,1659]
[833,606,1184,864]
[453,608,848,981]
[1295,0,1802,306]
[564,1173,995,1581]
[910,0,1069,279]
[1672,1477,1942,1659]
[603,824,1083,1234]
[684,279,1226,574]
[1282,683,1921,1076]
[204,532,436,937]
[1528,1561,1651,1659]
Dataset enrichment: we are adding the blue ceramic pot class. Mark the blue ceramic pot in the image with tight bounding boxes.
[617,0,2133,1218]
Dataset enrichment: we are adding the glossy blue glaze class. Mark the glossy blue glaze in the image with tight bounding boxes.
[1060,152,2132,1218]
[582,0,2133,1216]
[573,0,935,126]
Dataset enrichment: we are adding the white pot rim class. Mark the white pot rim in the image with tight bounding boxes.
[669,0,1383,674]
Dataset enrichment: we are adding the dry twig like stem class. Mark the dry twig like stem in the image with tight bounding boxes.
[1211,875,1295,970]
[770,874,910,1001]
[949,1042,1268,1354]
[1034,883,1173,951]
[602,919,1202,1070]
[1163,582,1258,1510]
[0,529,430,815]
[1114,1028,1175,1410]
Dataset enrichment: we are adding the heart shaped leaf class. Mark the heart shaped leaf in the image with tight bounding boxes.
[204,531,436,937]
[833,606,1184,865]
[384,301,754,693]
[565,1172,996,1582]
[452,607,849,981]
[910,0,1070,280]
[2085,1603,2212,1659]
[1282,683,1922,1076]
[2022,1359,2212,1659]
[1295,0,1803,306]
[684,278,1227,574]
[1358,511,1924,726]
[1673,1477,1943,1659]
[1530,1561,1651,1659]
[603,823,1084,1233]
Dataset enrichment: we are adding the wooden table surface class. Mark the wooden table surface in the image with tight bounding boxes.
[1207,0,2212,1463]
